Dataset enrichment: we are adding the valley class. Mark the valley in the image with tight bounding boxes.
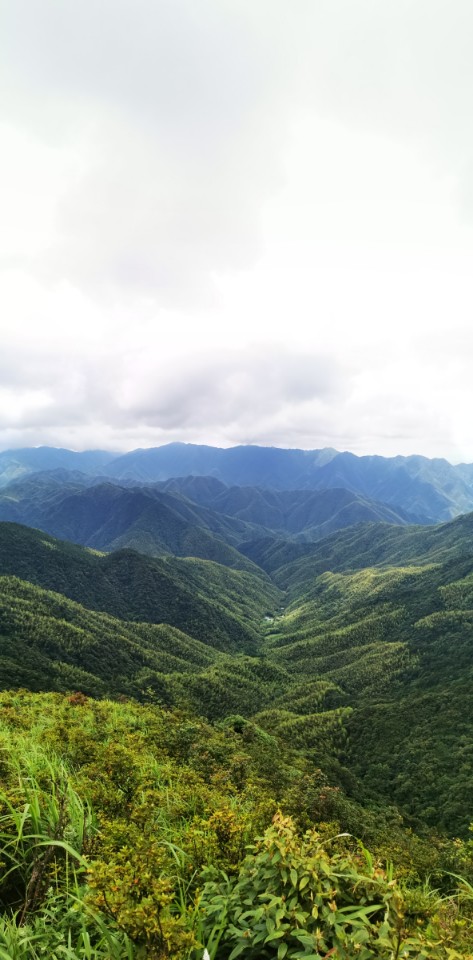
[2,448,473,957]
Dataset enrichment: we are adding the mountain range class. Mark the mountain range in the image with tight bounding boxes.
[2,442,473,521]
[0,470,415,565]
[2,498,473,834]
[2,441,473,845]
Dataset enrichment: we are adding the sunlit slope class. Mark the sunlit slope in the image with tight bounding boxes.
[0,522,280,652]
[271,511,473,591]
[0,575,219,697]
[261,545,473,833]
[0,574,308,728]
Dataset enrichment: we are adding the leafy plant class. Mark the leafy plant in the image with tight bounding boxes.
[197,813,459,959]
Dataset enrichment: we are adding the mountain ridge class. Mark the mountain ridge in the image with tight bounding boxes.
[3,509,473,835]
[1,442,472,522]
[0,472,414,563]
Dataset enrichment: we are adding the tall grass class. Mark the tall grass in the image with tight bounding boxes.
[0,737,136,958]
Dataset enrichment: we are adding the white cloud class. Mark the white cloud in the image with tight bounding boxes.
[1,0,473,459]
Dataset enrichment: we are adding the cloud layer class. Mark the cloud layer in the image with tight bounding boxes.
[2,1,473,459]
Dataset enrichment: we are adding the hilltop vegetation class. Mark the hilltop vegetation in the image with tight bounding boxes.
[1,690,473,959]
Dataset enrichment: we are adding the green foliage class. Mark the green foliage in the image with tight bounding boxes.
[0,523,279,653]
[198,813,467,959]
[264,553,473,834]
[0,691,280,957]
[4,511,473,836]
[0,692,472,957]
[4,499,473,955]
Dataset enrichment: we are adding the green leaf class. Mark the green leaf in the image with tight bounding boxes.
[228,942,248,960]
[264,929,286,943]
[336,903,383,919]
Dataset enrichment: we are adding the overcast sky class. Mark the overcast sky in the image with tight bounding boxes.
[1,1,473,461]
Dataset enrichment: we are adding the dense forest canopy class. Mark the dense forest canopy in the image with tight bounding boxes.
[1,455,473,957]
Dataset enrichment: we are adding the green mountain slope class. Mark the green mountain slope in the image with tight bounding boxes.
[0,572,309,729]
[0,471,417,570]
[0,477,269,571]
[3,509,473,837]
[261,534,473,833]
[271,512,473,594]
[0,575,220,698]
[0,523,279,652]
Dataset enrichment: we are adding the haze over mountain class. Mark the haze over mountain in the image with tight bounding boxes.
[0,469,414,565]
[2,442,473,843]
[1,443,473,524]
[2,447,473,953]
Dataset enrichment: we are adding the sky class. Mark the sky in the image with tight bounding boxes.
[1,0,473,462]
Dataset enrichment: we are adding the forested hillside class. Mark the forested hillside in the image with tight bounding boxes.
[5,0,473,955]
[2,487,473,956]
[2,515,473,834]
[0,523,277,652]
[0,471,413,561]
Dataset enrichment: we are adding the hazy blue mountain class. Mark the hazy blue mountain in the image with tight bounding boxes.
[0,478,267,572]
[158,476,415,536]
[103,443,339,487]
[310,452,470,521]
[102,444,473,520]
[0,473,414,564]
[2,443,473,523]
[0,447,115,487]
